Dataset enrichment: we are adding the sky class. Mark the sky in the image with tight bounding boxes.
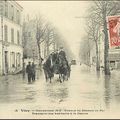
[18,1,91,60]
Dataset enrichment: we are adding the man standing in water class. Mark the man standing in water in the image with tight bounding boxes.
[31,62,36,82]
[26,62,32,83]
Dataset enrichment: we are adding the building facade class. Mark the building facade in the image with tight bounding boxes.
[89,25,120,71]
[0,1,23,75]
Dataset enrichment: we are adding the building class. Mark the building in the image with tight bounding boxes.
[89,25,120,71]
[0,1,23,75]
[109,48,120,69]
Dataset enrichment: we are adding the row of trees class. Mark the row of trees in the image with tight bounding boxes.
[80,1,120,75]
[22,15,73,70]
[22,15,59,70]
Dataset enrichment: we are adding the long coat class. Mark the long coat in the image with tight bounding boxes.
[26,64,32,74]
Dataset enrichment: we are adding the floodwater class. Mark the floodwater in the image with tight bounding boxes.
[0,64,120,118]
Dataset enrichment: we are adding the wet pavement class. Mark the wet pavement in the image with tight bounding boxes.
[0,64,120,118]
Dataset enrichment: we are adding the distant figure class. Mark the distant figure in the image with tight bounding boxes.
[31,62,36,82]
[22,62,26,78]
[26,62,32,83]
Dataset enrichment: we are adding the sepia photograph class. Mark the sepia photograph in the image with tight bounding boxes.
[0,0,120,119]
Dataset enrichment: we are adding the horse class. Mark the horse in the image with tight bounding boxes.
[58,55,70,83]
[43,55,54,83]
[43,53,70,83]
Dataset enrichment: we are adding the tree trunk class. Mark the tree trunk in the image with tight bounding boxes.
[103,12,110,75]
[46,41,49,57]
[37,42,42,71]
[95,41,100,71]
[46,31,50,57]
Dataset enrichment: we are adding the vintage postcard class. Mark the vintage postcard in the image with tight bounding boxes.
[0,0,120,119]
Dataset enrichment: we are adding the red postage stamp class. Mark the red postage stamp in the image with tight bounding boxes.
[108,16,120,47]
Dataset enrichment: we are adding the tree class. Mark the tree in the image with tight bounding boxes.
[88,1,120,75]
[79,35,92,66]
[43,23,54,57]
[35,16,47,70]
[86,14,101,71]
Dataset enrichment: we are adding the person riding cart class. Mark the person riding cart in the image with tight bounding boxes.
[59,47,66,59]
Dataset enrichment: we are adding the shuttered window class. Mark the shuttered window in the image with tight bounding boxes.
[11,28,14,43]
[4,25,8,42]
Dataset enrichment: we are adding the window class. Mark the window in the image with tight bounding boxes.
[16,10,20,24]
[17,31,20,44]
[11,5,14,21]
[11,52,15,67]
[5,1,8,17]
[4,25,8,42]
[16,53,21,67]
[11,28,14,43]
[14,8,17,22]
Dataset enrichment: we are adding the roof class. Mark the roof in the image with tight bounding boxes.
[15,1,23,9]
[9,0,23,10]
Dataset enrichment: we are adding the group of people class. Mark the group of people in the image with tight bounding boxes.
[43,47,70,77]
[26,62,36,83]
[43,46,71,82]
[25,47,70,83]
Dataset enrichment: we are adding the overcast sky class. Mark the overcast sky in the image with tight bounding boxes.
[18,1,91,60]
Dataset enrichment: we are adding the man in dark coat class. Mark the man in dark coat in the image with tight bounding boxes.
[26,62,32,83]
[59,47,66,59]
[31,62,36,82]
[51,50,59,73]
[59,47,70,76]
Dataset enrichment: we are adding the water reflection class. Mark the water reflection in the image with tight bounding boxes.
[45,81,69,103]
[114,78,120,103]
[104,75,111,109]
[96,71,100,79]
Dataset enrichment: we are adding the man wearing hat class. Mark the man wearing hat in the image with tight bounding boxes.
[59,46,66,59]
[26,61,32,83]
[59,46,70,73]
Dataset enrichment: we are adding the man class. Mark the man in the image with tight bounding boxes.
[51,49,59,73]
[31,62,36,82]
[26,62,32,83]
[59,47,66,59]
[22,62,26,78]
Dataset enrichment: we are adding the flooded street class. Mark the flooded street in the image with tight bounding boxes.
[0,64,120,118]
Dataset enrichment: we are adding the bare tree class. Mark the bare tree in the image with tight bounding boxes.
[43,23,54,57]
[87,1,120,75]
[35,16,47,70]
[79,35,91,66]
[86,14,101,71]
